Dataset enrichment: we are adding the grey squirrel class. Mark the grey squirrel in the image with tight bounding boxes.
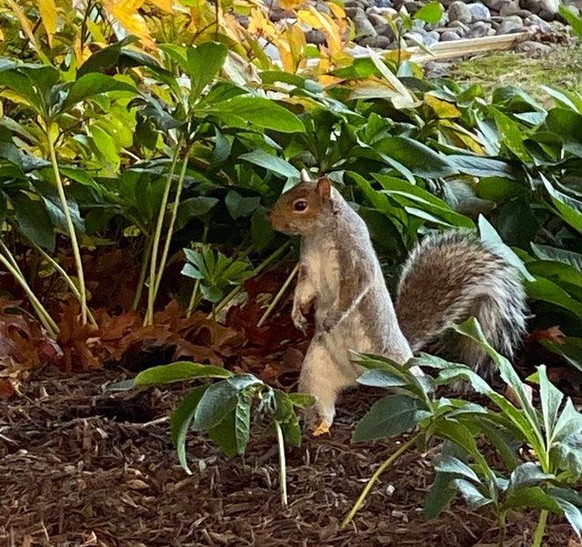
[268,173,527,435]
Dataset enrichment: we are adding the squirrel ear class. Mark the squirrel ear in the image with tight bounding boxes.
[315,176,332,202]
[300,169,312,183]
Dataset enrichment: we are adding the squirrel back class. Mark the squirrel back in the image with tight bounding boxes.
[396,230,527,376]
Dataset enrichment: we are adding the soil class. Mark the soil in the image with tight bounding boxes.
[0,369,574,547]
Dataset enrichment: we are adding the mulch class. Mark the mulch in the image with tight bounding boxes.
[0,369,574,547]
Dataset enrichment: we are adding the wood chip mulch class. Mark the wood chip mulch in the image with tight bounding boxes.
[0,369,574,547]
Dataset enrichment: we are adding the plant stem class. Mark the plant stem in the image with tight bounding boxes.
[133,237,153,312]
[341,432,421,529]
[144,142,182,326]
[0,248,58,337]
[532,509,548,547]
[274,420,288,508]
[31,242,98,327]
[153,144,192,299]
[47,130,89,325]
[257,263,298,328]
[210,241,292,320]
[497,510,506,547]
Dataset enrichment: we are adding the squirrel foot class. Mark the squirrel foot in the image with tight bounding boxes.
[312,420,331,437]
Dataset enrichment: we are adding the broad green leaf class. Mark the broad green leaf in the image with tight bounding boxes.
[491,108,532,162]
[503,486,562,512]
[541,337,582,373]
[507,462,555,493]
[208,96,305,133]
[287,392,317,408]
[357,368,409,389]
[193,381,239,431]
[375,137,457,178]
[12,193,55,251]
[186,42,228,103]
[552,433,582,479]
[559,5,582,40]
[531,243,582,273]
[478,215,534,281]
[170,385,208,474]
[207,391,252,457]
[225,190,261,219]
[453,479,492,509]
[134,361,230,386]
[533,365,564,445]
[226,373,263,391]
[63,74,136,111]
[541,174,582,235]
[556,498,582,539]
[434,455,481,483]
[526,276,582,319]
[238,150,300,179]
[553,399,582,443]
[413,1,443,23]
[352,394,421,442]
[447,155,514,178]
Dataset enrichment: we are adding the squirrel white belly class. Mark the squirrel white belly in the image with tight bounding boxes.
[268,174,527,435]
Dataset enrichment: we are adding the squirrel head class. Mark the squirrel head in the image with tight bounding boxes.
[268,173,336,236]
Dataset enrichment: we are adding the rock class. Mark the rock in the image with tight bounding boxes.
[487,0,512,12]
[376,23,398,40]
[345,0,367,7]
[516,39,553,54]
[371,0,393,7]
[354,14,378,37]
[345,6,365,18]
[499,0,520,15]
[523,13,551,27]
[313,1,332,15]
[447,20,471,35]
[366,6,397,15]
[496,18,524,32]
[359,35,393,47]
[368,13,389,27]
[539,8,557,19]
[305,30,326,44]
[404,30,426,45]
[448,1,473,23]
[424,31,440,45]
[440,0,459,7]
[519,0,541,14]
[468,3,491,21]
[441,29,461,40]
[405,0,426,14]
[467,20,492,37]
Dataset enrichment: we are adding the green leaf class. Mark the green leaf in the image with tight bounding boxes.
[238,150,300,179]
[503,486,562,512]
[535,365,564,445]
[552,433,582,479]
[559,5,582,40]
[12,193,55,251]
[541,174,582,235]
[553,399,582,443]
[507,462,555,493]
[478,215,534,281]
[353,394,421,442]
[448,155,514,178]
[541,337,582,373]
[357,368,409,388]
[287,392,317,408]
[186,42,228,104]
[63,74,136,111]
[531,243,582,273]
[170,385,209,474]
[193,381,239,431]
[133,361,230,386]
[209,96,305,133]
[434,455,481,483]
[225,190,261,219]
[207,390,252,457]
[491,108,532,162]
[556,498,582,539]
[375,137,457,178]
[525,276,582,319]
[413,1,443,23]
[453,479,492,509]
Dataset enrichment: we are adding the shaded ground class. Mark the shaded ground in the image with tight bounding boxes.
[0,369,575,547]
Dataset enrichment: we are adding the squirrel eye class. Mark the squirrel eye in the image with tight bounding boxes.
[294,199,308,211]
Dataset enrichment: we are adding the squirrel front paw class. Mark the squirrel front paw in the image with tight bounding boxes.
[292,306,308,334]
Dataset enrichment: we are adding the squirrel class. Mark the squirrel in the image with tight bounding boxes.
[268,172,527,436]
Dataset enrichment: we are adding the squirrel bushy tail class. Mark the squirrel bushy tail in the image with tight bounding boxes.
[395,231,527,376]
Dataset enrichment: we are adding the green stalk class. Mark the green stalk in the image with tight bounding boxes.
[0,249,58,337]
[210,242,292,320]
[532,509,548,547]
[153,145,192,299]
[144,141,182,326]
[257,263,298,328]
[186,221,209,318]
[133,237,153,312]
[341,432,421,529]
[497,510,506,547]
[274,420,288,508]
[47,130,88,325]
[31,242,97,328]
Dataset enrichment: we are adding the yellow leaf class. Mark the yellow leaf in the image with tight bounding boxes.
[440,120,485,154]
[102,0,156,49]
[147,0,173,11]
[7,0,39,50]
[279,0,308,9]
[37,0,57,46]
[424,94,462,119]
